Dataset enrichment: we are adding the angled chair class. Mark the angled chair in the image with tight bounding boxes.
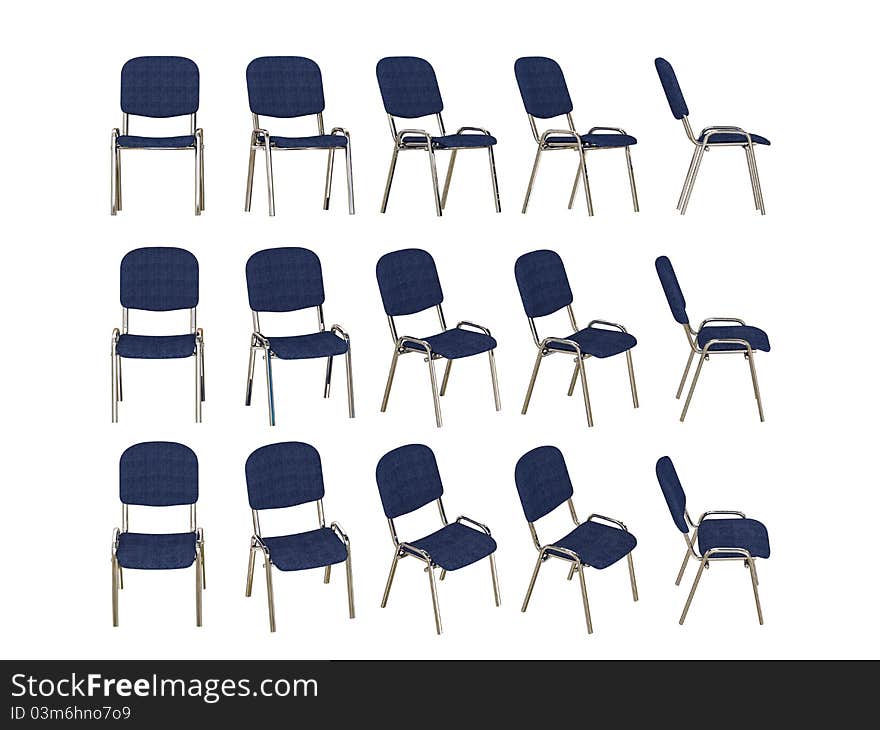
[654,57,768,214]
[656,456,768,625]
[515,446,638,635]
[111,442,205,627]
[110,56,204,215]
[515,249,638,428]
[377,248,500,428]
[245,57,354,216]
[111,247,205,423]
[245,247,353,426]
[655,255,768,422]
[514,56,638,215]
[376,56,500,216]
[245,442,354,633]
[376,444,499,635]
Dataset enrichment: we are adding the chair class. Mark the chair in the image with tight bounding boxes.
[655,456,768,625]
[111,247,205,423]
[111,442,205,627]
[110,56,204,215]
[245,247,354,426]
[514,56,639,216]
[655,255,769,422]
[515,249,638,428]
[376,56,500,216]
[245,57,354,216]
[245,442,354,632]
[515,446,638,635]
[376,444,500,635]
[376,248,500,428]
[654,57,768,214]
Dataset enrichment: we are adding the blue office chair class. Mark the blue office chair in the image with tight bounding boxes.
[245,247,354,426]
[655,255,769,422]
[515,446,638,635]
[111,442,205,627]
[245,57,354,216]
[376,248,501,428]
[654,57,768,214]
[245,442,354,632]
[515,249,638,428]
[110,57,204,215]
[376,56,500,216]
[376,444,499,635]
[111,247,205,423]
[514,56,639,215]
[656,456,768,625]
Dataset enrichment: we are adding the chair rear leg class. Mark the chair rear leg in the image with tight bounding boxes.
[567,161,580,210]
[489,554,501,607]
[521,146,543,213]
[344,549,355,619]
[577,148,594,216]
[380,147,398,213]
[194,146,201,216]
[323,148,336,210]
[194,348,202,424]
[245,543,256,597]
[744,146,760,210]
[625,350,639,408]
[324,565,331,584]
[679,144,706,215]
[264,348,276,426]
[675,546,691,586]
[116,150,122,212]
[245,145,256,211]
[324,356,333,398]
[575,564,594,634]
[344,143,355,215]
[567,563,576,581]
[199,338,205,402]
[111,556,119,626]
[521,351,543,414]
[439,359,452,396]
[625,146,639,212]
[380,348,400,413]
[521,553,544,611]
[427,148,442,216]
[264,554,276,632]
[627,553,639,601]
[440,149,457,210]
[679,555,709,624]
[487,146,501,212]
[245,344,256,406]
[111,348,118,423]
[426,565,443,635]
[195,552,203,626]
[676,350,696,399]
[747,557,764,624]
[577,358,594,427]
[567,360,579,396]
[118,565,123,590]
[200,540,206,589]
[746,352,765,421]
[677,147,699,210]
[679,353,707,422]
[488,350,501,411]
[264,145,276,217]
[747,144,766,214]
[381,550,401,608]
[427,356,443,427]
[344,348,355,418]
[199,137,205,211]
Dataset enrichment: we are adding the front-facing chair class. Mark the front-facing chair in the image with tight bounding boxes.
[656,456,769,625]
[245,442,354,633]
[515,446,638,635]
[376,444,500,635]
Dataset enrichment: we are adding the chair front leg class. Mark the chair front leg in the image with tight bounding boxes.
[427,356,443,427]
[426,565,443,635]
[575,563,594,635]
[440,149,457,210]
[344,144,355,215]
[489,554,501,607]
[380,348,400,413]
[110,132,118,215]
[625,146,639,212]
[345,547,355,619]
[245,139,256,212]
[245,541,256,596]
[194,144,201,216]
[577,357,594,427]
[521,350,544,414]
[748,145,765,214]
[488,350,501,411]
[263,141,276,217]
[110,338,118,423]
[324,565,331,584]
[521,145,543,213]
[245,342,256,406]
[323,148,336,210]
[743,146,760,210]
[195,550,203,627]
[380,146,399,213]
[747,556,764,624]
[111,555,119,626]
[577,148,594,216]
[440,359,452,396]
[567,359,579,396]
[263,552,276,632]
[746,351,765,421]
[198,131,205,212]
[263,346,276,426]
[194,345,202,424]
[625,350,639,408]
[427,147,443,216]
[324,356,333,398]
[343,345,355,419]
[487,146,501,212]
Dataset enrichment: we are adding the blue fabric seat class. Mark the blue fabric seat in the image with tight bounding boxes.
[698,518,770,559]
[266,332,349,360]
[402,133,497,148]
[116,531,197,570]
[257,133,348,149]
[261,528,348,571]
[546,133,637,147]
[549,326,637,358]
[116,333,196,359]
[697,131,770,146]
[403,328,497,359]
[548,521,637,569]
[116,134,195,149]
[697,325,770,352]
[406,522,497,572]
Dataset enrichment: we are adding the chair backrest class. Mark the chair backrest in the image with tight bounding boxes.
[514,57,574,120]
[514,446,574,523]
[654,58,689,120]
[375,444,444,520]
[120,247,199,312]
[120,441,198,506]
[246,247,325,313]
[376,248,443,317]
[376,57,444,119]
[656,456,689,533]
[246,56,326,118]
[246,442,325,511]
[514,250,573,319]
[121,56,199,118]
[654,256,689,325]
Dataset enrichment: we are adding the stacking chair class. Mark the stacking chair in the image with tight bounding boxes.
[654,57,768,214]
[376,444,500,635]
[514,56,638,215]
[515,446,638,635]
[376,248,500,428]
[655,255,769,422]
[111,247,205,423]
[245,247,354,426]
[245,57,354,216]
[656,456,769,625]
[245,442,354,633]
[111,442,205,627]
[376,56,500,216]
[515,249,638,428]
[110,56,204,215]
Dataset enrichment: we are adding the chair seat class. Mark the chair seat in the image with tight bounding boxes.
[116,333,196,359]
[546,133,637,147]
[116,532,197,570]
[697,131,770,146]
[697,325,770,352]
[403,327,497,360]
[402,133,497,148]
[267,332,349,360]
[406,522,497,571]
[698,518,770,559]
[262,528,347,571]
[547,521,637,569]
[257,133,348,149]
[117,135,195,149]
[547,326,637,358]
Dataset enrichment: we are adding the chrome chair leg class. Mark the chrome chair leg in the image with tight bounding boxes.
[747,144,766,214]
[195,551,203,626]
[111,349,118,423]
[577,358,594,427]
[116,149,122,212]
[577,148,594,216]
[427,147,442,216]
[111,556,119,626]
[677,147,700,210]
[427,356,443,427]
[264,348,276,427]
[344,143,355,215]
[489,554,501,607]
[488,146,501,212]
[567,563,576,581]
[679,555,709,625]
[426,565,443,635]
[324,565,331,584]
[118,565,124,590]
[521,146,543,213]
[200,540,206,589]
[625,350,639,408]
[380,147,398,213]
[488,350,502,411]
[245,145,256,212]
[264,144,276,217]
[199,138,205,212]
[245,345,256,406]
[264,554,276,632]
[521,552,544,611]
[199,340,205,402]
[323,148,336,211]
[439,359,452,396]
[679,353,707,422]
[245,543,256,597]
[345,548,355,619]
[381,550,401,608]
[344,347,355,419]
[676,350,696,399]
[567,360,579,396]
[117,356,123,402]
[747,556,764,624]
[746,352,765,421]
[744,146,759,210]
[194,347,202,424]
[627,553,638,602]
[575,564,593,634]
[440,149,457,210]
[324,356,333,398]
[521,351,543,414]
[679,144,706,215]
[380,348,400,413]
[567,161,580,210]
[110,139,118,215]
[625,146,639,212]
[675,546,691,586]
[194,146,201,216]
[439,569,446,581]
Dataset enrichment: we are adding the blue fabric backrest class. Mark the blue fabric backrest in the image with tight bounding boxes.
[246,442,325,510]
[120,247,199,312]
[515,446,575,523]
[376,248,443,316]
[656,456,689,533]
[376,57,444,119]
[120,442,198,506]
[654,256,689,325]
[654,58,689,120]
[376,444,444,519]
[246,56,325,118]
[514,249,573,318]
[121,56,199,118]
[514,57,573,120]
[246,247,325,313]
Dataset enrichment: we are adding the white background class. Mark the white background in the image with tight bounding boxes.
[2,0,878,660]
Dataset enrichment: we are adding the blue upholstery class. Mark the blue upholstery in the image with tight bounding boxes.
[654,256,689,325]
[120,442,198,506]
[697,325,770,352]
[546,133,637,147]
[376,444,443,519]
[698,518,770,559]
[548,327,636,358]
[246,56,325,118]
[403,328,496,359]
[514,250,573,319]
[514,57,573,120]
[655,456,689,533]
[376,57,443,119]
[120,247,199,312]
[265,332,348,360]
[514,446,574,523]
[117,134,195,149]
[246,442,325,510]
[258,134,347,149]
[697,131,770,146]
[261,528,347,571]
[402,133,496,148]
[116,532,197,570]
[654,58,689,120]
[121,57,199,118]
[406,523,497,571]
[116,333,196,360]
[246,247,325,313]
[548,521,637,569]
[376,249,443,316]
